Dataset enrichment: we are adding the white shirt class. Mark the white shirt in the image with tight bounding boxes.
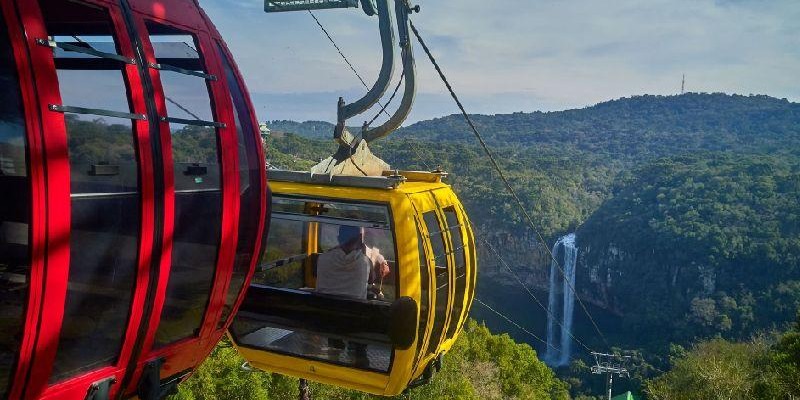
[315,247,371,299]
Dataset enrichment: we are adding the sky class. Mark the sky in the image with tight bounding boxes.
[200,0,800,124]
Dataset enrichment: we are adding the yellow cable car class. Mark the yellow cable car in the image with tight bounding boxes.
[230,170,477,395]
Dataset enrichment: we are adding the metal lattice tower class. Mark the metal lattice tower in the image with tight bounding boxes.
[681,73,685,94]
[591,352,632,400]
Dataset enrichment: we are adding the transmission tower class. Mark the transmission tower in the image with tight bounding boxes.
[591,352,631,400]
[681,73,685,94]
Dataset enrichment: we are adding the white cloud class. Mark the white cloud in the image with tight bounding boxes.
[201,0,800,122]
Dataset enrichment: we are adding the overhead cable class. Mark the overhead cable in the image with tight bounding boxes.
[480,236,593,353]
[408,19,609,348]
[474,298,557,351]
[308,10,394,121]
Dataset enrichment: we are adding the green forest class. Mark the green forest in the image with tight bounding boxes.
[173,93,800,399]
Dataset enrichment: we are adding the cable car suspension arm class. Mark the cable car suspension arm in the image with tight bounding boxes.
[360,0,417,143]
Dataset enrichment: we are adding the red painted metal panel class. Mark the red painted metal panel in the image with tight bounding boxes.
[121,12,177,394]
[14,0,71,397]
[35,0,156,396]
[7,1,154,397]
[213,38,269,333]
[121,7,238,393]
[195,27,240,344]
[129,0,207,32]
[0,2,46,399]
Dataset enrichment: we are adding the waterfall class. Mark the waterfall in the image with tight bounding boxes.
[544,233,578,367]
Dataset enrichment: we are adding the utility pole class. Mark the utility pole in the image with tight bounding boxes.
[681,74,685,94]
[591,352,631,400]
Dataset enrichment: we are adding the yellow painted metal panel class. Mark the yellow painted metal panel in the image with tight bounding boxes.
[231,177,475,395]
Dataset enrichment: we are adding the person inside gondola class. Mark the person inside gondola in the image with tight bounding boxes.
[315,225,390,367]
[316,225,390,299]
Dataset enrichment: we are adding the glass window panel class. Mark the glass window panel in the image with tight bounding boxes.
[364,227,396,302]
[272,197,390,227]
[39,0,140,383]
[459,205,477,308]
[160,71,214,122]
[231,320,392,373]
[254,218,305,289]
[422,211,448,355]
[444,206,466,338]
[232,199,398,372]
[415,228,430,358]
[217,46,262,329]
[0,20,30,397]
[148,22,222,348]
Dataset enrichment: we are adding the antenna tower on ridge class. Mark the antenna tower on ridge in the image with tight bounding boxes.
[681,73,685,94]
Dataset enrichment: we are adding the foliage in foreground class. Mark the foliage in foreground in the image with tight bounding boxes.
[170,321,568,400]
[644,314,800,400]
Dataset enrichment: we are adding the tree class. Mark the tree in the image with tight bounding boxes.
[770,313,800,397]
[644,338,787,400]
[170,321,569,400]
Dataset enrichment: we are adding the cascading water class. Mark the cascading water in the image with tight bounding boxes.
[544,233,578,367]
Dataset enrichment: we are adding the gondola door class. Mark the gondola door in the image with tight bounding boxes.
[9,0,156,398]
[119,5,242,394]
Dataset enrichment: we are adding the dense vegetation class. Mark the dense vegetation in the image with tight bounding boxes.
[172,321,569,400]
[166,93,800,398]
[643,313,800,399]
[578,153,800,347]
[397,93,800,160]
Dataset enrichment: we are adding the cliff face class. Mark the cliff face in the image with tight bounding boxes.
[571,154,800,345]
[478,230,551,288]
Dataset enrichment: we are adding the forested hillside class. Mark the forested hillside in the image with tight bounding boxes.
[238,93,800,398]
[173,322,569,400]
[398,93,800,159]
[578,154,800,348]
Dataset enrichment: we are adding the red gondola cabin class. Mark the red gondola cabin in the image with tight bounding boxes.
[0,0,267,398]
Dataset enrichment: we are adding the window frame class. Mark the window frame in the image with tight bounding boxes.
[137,17,240,355]
[214,41,265,330]
[231,194,402,373]
[0,8,34,398]
[412,214,434,364]
[443,205,468,339]
[12,0,158,397]
[44,4,144,383]
[421,208,451,356]
[114,7,253,395]
[261,194,400,299]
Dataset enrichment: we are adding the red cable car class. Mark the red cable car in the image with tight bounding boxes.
[0,0,267,398]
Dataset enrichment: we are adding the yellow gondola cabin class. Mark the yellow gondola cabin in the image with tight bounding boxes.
[230,170,477,396]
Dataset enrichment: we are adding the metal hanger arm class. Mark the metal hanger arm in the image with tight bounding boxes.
[362,0,416,143]
[337,0,396,123]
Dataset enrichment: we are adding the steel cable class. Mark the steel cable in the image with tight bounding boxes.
[408,19,610,348]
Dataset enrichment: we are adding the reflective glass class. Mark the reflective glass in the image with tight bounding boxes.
[423,211,449,355]
[216,46,262,329]
[444,207,466,338]
[148,22,222,347]
[234,199,398,372]
[39,0,140,382]
[255,218,305,289]
[415,228,430,358]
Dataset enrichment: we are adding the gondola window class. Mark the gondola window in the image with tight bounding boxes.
[230,196,398,373]
[40,0,141,383]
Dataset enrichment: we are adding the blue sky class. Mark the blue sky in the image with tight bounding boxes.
[201,0,800,124]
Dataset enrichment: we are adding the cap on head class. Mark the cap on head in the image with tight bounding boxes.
[337,225,362,246]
